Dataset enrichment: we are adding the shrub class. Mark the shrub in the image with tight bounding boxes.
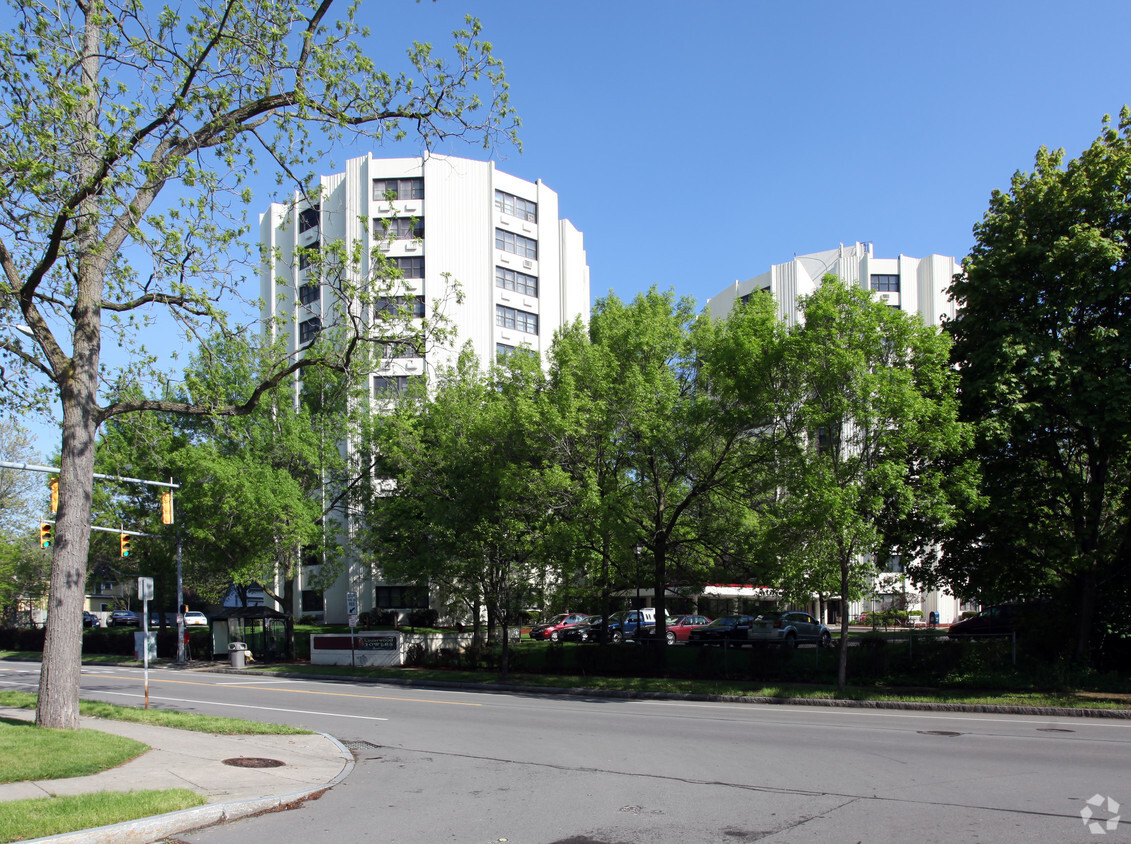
[409,608,439,628]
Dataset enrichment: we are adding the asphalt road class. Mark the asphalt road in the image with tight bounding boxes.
[1,661,1127,843]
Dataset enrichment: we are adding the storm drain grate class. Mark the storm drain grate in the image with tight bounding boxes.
[917,730,962,737]
[343,740,382,752]
[222,757,286,768]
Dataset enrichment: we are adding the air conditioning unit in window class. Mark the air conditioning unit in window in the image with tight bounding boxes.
[523,260,533,269]
[880,293,890,301]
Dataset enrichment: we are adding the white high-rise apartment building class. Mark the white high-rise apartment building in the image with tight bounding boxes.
[260,154,590,622]
[705,241,957,327]
[706,243,967,624]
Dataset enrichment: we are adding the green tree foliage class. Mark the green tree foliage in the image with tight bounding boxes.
[95,333,353,613]
[0,537,51,628]
[0,0,515,727]
[362,346,567,674]
[945,110,1131,659]
[550,289,785,653]
[0,417,44,539]
[772,276,972,691]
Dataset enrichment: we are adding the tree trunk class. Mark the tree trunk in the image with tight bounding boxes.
[837,557,850,693]
[651,536,668,670]
[37,6,104,730]
[1075,569,1097,662]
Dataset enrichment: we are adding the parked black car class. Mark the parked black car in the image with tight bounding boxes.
[82,611,101,628]
[108,610,140,627]
[687,614,756,646]
[948,604,1021,637]
[560,616,605,643]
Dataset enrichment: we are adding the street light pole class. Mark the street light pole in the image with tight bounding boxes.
[634,543,642,610]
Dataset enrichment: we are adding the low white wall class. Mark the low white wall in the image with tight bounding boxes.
[310,632,406,667]
[310,630,506,666]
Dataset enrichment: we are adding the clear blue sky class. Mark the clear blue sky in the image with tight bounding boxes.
[340,0,1131,306]
[18,0,1131,455]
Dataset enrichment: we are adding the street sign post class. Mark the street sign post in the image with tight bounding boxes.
[137,577,154,708]
[346,591,358,668]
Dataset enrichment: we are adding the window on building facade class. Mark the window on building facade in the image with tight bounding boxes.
[299,317,322,345]
[300,590,324,612]
[881,555,903,573]
[298,205,319,232]
[380,255,424,279]
[870,274,900,293]
[376,338,422,358]
[373,374,422,397]
[496,343,516,359]
[374,585,429,608]
[299,283,319,306]
[298,239,320,270]
[374,296,426,319]
[374,216,424,240]
[495,229,538,259]
[372,177,424,201]
[494,190,537,222]
[495,266,538,297]
[496,305,538,335]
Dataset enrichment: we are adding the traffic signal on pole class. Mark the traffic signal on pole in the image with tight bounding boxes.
[39,523,53,548]
[49,479,59,513]
[161,490,174,525]
[119,533,131,557]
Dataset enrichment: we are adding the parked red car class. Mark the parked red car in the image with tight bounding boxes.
[633,614,712,645]
[528,613,590,642]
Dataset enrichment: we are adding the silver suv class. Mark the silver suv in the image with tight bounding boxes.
[748,611,832,648]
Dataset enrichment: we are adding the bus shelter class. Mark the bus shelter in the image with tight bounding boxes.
[208,606,293,662]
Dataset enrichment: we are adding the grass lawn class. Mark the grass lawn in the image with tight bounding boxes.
[0,717,148,783]
[0,789,205,843]
[0,690,313,735]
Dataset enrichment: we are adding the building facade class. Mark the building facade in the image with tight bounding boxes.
[260,154,590,623]
[706,243,968,624]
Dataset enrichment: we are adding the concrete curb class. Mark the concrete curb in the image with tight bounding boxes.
[211,666,1131,719]
[21,732,355,844]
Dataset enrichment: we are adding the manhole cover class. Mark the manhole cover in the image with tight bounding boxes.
[222,757,286,768]
[917,730,962,737]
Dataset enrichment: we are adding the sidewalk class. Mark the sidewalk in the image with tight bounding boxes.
[0,705,353,844]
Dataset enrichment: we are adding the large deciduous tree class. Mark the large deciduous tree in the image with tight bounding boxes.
[945,110,1131,659]
[773,276,972,692]
[555,289,783,656]
[363,346,568,676]
[0,0,515,728]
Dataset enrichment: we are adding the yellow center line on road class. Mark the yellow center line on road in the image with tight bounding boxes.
[79,672,482,707]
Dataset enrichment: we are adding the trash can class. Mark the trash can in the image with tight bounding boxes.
[228,641,248,669]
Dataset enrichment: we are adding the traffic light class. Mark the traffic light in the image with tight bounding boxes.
[39,522,53,548]
[49,478,59,513]
[160,490,174,525]
[119,533,131,557]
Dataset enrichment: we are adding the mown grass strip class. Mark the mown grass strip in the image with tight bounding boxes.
[244,662,1131,710]
[0,788,205,843]
[0,691,312,735]
[0,718,148,783]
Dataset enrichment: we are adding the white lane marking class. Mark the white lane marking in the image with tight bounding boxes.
[85,690,389,721]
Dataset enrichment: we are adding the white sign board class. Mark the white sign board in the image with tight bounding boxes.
[137,577,154,600]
